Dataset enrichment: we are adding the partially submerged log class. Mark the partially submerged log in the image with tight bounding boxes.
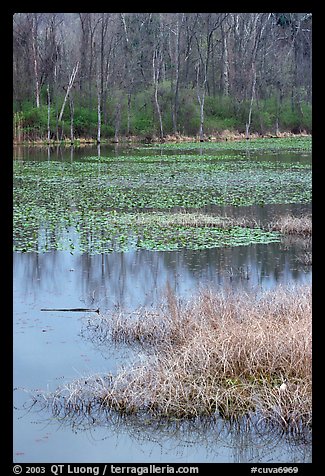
[41,308,100,314]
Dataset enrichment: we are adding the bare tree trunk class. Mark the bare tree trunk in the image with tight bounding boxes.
[275,89,282,136]
[31,15,40,108]
[60,121,64,141]
[97,87,101,144]
[246,64,256,139]
[172,13,183,134]
[120,13,133,137]
[127,93,131,136]
[194,14,228,141]
[153,48,164,140]
[14,112,23,143]
[196,84,205,141]
[53,65,60,142]
[47,85,51,143]
[245,14,271,139]
[222,24,230,96]
[114,101,121,143]
[196,64,206,142]
[59,62,79,122]
[154,82,164,140]
[69,94,74,143]
[99,14,109,122]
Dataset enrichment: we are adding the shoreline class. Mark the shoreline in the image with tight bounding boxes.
[13,130,312,147]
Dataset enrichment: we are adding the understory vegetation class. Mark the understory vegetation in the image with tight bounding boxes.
[35,284,311,437]
[13,93,312,143]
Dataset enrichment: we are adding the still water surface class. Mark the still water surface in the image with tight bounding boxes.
[13,144,312,463]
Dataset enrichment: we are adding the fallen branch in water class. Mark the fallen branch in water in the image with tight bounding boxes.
[41,308,100,314]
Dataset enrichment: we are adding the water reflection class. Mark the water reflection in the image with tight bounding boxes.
[13,142,312,165]
[13,143,312,462]
[17,392,311,463]
[14,242,311,314]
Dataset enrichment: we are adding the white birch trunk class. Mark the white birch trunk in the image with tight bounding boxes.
[69,94,74,143]
[197,90,206,142]
[31,16,40,108]
[47,85,51,142]
[127,94,131,136]
[154,83,164,140]
[114,102,121,143]
[246,65,256,139]
[222,31,230,96]
[97,88,101,144]
[153,49,164,141]
[196,65,206,142]
[59,62,79,122]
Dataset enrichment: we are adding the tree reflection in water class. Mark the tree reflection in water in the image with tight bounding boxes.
[14,240,311,315]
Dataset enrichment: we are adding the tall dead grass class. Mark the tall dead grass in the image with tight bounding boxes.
[45,284,311,437]
[269,215,312,237]
[269,215,312,266]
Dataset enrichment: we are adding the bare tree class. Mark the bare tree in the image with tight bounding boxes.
[47,84,51,142]
[194,13,228,141]
[221,21,230,97]
[245,14,271,139]
[167,13,185,135]
[69,93,74,143]
[152,44,164,140]
[59,61,79,121]
[13,13,312,140]
[30,13,41,108]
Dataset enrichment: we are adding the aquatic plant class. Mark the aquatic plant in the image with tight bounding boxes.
[143,136,312,152]
[269,214,312,237]
[13,142,311,253]
[13,209,281,254]
[37,285,311,437]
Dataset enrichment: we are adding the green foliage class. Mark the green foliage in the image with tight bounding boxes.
[14,89,312,141]
[73,107,98,136]
[204,95,236,120]
[177,89,199,135]
[129,91,154,136]
[131,114,154,136]
[22,106,48,128]
[300,103,312,131]
[203,96,239,132]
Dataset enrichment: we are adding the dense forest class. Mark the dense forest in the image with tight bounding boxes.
[13,12,312,142]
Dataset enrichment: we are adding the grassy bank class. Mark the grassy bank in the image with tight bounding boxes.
[13,131,312,147]
[41,284,311,437]
[13,131,312,146]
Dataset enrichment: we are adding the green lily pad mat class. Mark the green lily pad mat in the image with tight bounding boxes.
[13,140,310,254]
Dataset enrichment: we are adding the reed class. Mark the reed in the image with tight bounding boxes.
[269,215,312,237]
[41,285,312,436]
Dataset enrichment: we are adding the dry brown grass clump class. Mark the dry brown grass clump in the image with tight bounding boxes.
[269,215,312,237]
[47,285,312,437]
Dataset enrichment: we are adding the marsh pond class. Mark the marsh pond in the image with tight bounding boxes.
[13,137,312,463]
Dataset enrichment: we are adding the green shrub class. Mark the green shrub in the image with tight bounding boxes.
[131,115,154,135]
[22,106,48,128]
[14,88,312,140]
